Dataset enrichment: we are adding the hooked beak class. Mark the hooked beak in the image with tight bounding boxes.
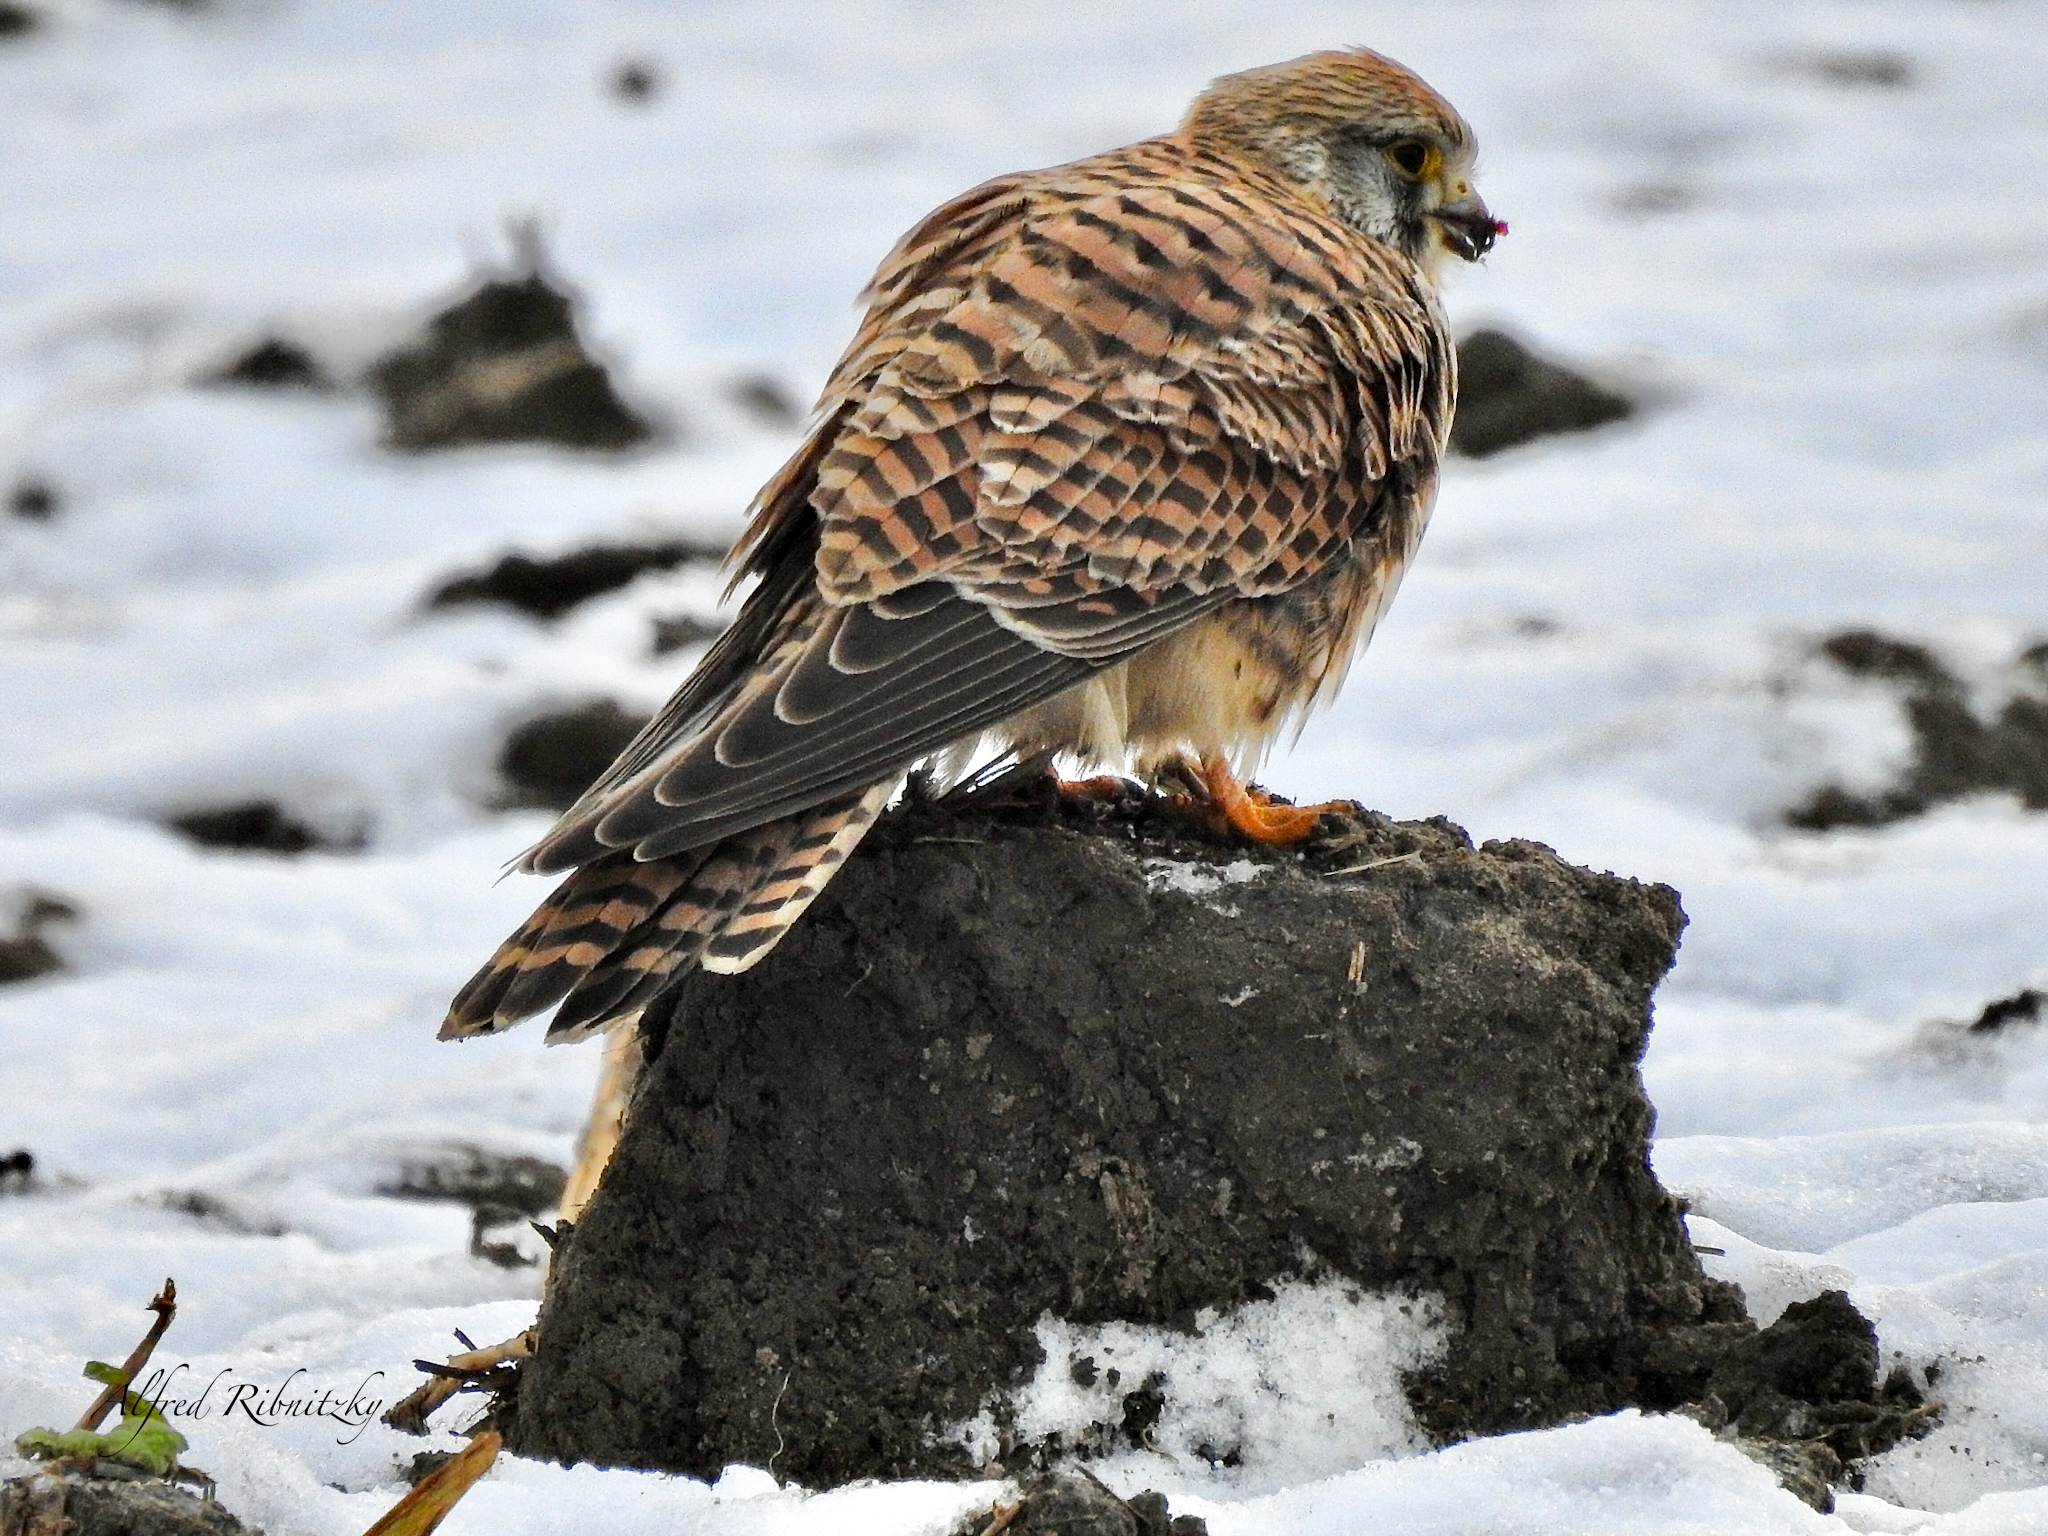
[1431,197,1506,262]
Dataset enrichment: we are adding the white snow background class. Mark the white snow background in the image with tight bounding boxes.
[3,1,2047,1532]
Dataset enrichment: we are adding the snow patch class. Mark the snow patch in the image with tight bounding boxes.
[950,1278,1444,1494]
[1141,857,1269,897]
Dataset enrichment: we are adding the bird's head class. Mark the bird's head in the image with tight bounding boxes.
[1182,48,1504,285]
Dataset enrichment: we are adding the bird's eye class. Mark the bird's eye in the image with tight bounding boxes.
[1384,139,1438,179]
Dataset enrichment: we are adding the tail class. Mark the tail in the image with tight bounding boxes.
[442,780,893,1043]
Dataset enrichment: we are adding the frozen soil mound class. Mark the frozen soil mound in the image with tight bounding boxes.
[507,785,1921,1490]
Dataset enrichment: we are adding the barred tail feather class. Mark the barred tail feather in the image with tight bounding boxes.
[700,780,893,974]
[440,854,700,1039]
[441,781,895,1043]
[540,816,802,1043]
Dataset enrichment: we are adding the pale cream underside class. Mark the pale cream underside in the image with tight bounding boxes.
[988,545,1415,783]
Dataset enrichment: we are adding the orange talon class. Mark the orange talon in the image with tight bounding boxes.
[1199,755,1347,846]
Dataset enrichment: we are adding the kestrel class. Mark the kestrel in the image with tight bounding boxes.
[445,47,1499,1043]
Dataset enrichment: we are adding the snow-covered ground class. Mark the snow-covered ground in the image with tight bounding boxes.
[2,2,2045,1532]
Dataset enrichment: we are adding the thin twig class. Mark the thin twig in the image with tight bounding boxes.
[76,1278,176,1432]
[1322,851,1424,878]
[979,1500,1025,1536]
[382,1329,534,1435]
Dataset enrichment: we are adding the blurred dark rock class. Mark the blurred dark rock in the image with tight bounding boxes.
[728,373,801,426]
[204,337,330,390]
[9,477,59,521]
[1,1149,34,1191]
[1968,987,2045,1036]
[1450,329,1633,458]
[610,58,662,103]
[155,1190,286,1238]
[468,1204,543,1269]
[1799,50,1913,89]
[650,612,725,656]
[427,538,723,622]
[510,790,1759,1485]
[496,700,650,812]
[0,1470,252,1536]
[378,1145,565,1269]
[0,894,77,986]
[377,1144,567,1216]
[1613,181,1697,219]
[367,271,654,453]
[166,801,334,855]
[0,4,39,39]
[1787,630,2048,829]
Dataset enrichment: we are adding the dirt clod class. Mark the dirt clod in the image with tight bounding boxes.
[610,58,662,103]
[1450,329,1633,458]
[427,539,722,622]
[1969,987,2045,1035]
[367,271,653,453]
[1787,629,2048,828]
[1,1149,33,1190]
[400,1450,454,1486]
[955,1471,1205,1536]
[509,790,1750,1485]
[9,477,59,520]
[496,701,651,812]
[377,1145,567,1216]
[0,894,77,985]
[204,337,329,390]
[155,1190,286,1237]
[1688,1291,1934,1511]
[166,801,334,855]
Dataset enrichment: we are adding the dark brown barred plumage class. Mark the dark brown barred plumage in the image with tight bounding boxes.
[442,46,1494,1042]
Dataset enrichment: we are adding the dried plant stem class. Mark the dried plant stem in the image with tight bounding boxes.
[381,1329,534,1436]
[558,1026,644,1224]
[360,1427,503,1536]
[75,1278,176,1432]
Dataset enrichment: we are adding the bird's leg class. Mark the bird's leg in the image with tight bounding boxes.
[1194,754,1354,846]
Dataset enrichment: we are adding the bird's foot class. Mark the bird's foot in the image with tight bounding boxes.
[1180,754,1357,846]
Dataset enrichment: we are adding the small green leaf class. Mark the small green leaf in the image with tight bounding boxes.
[102,1408,186,1475]
[82,1360,131,1388]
